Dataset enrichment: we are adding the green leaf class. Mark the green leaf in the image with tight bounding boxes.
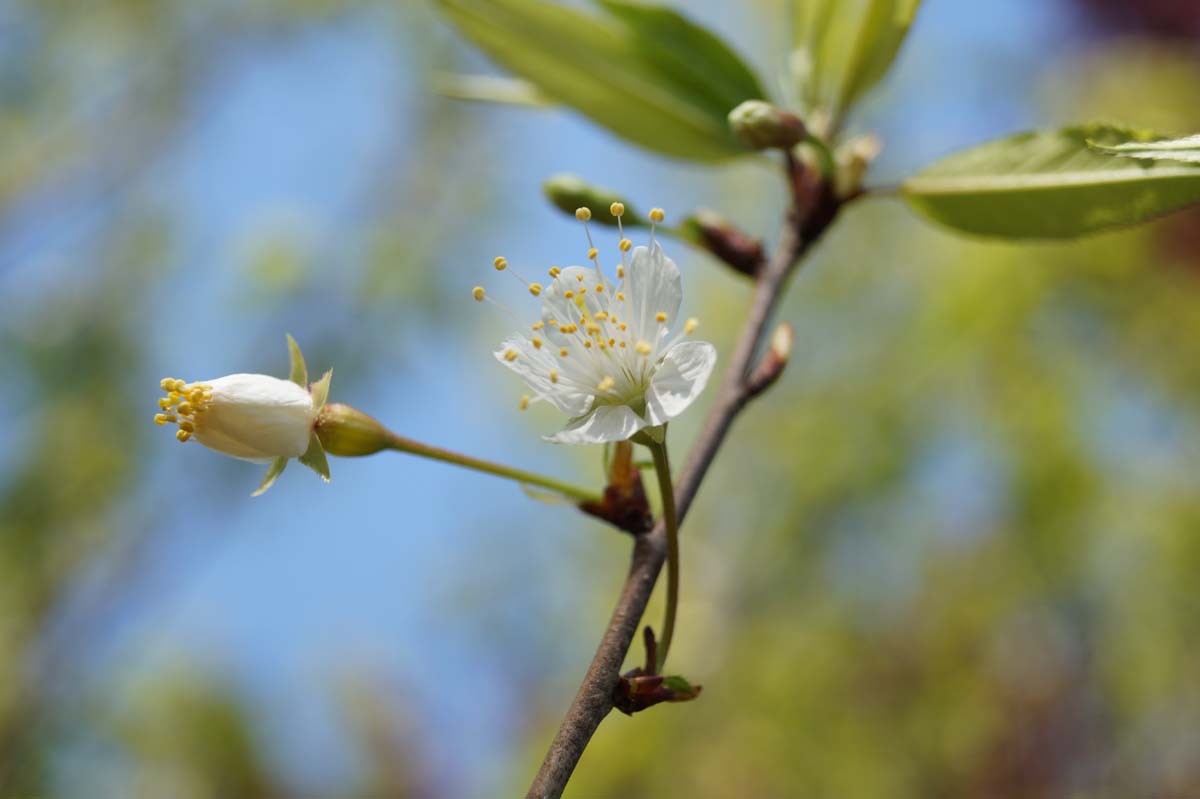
[838,0,922,111]
[436,0,764,161]
[595,1,768,120]
[309,368,332,413]
[299,433,331,483]
[902,124,1200,239]
[1089,133,1200,164]
[519,483,577,505]
[793,0,922,121]
[431,73,552,107]
[252,457,288,497]
[286,334,307,387]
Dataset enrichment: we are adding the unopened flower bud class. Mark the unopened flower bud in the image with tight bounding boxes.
[835,134,883,199]
[728,100,807,151]
[678,210,765,277]
[543,174,647,227]
[746,322,794,398]
[315,403,393,457]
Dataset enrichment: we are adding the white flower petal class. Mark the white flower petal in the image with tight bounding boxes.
[494,335,593,416]
[644,341,718,426]
[193,374,315,461]
[619,242,681,345]
[545,403,648,445]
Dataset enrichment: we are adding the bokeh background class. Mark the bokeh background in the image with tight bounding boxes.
[3,0,1200,796]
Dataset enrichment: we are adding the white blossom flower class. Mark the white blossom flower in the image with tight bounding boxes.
[155,374,316,460]
[479,205,716,445]
[155,336,333,495]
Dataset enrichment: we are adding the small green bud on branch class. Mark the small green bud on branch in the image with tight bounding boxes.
[727,100,807,151]
[543,174,648,227]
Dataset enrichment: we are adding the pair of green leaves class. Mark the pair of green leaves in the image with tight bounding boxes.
[902,125,1200,239]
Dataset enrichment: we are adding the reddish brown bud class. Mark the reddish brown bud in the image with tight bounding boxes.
[680,210,766,277]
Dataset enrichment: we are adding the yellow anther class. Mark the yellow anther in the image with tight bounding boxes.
[619,323,627,331]
[529,282,543,296]
[532,337,543,349]
[154,413,171,425]
[548,319,558,327]
[597,376,615,392]
[610,202,625,217]
[559,348,569,357]
[617,265,625,278]
[504,349,518,362]
[177,402,193,416]
[649,207,665,223]
[598,341,607,350]
[532,321,545,331]
[564,290,574,299]
[519,395,531,411]
[472,286,486,302]
[175,429,192,443]
[684,317,699,333]
[178,420,195,433]
[576,273,584,282]
[619,238,632,252]
[636,340,652,355]
[595,284,604,292]
[586,323,601,335]
[158,397,171,410]
[493,256,508,271]
[656,311,667,323]
[578,287,587,295]
[584,341,593,348]
[608,338,616,347]
[160,377,175,391]
[616,292,625,301]
[587,247,598,260]
[594,311,608,321]
[575,207,592,222]
[549,369,559,383]
[619,341,627,348]
[549,266,561,277]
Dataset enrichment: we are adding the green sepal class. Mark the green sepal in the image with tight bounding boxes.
[287,334,308,387]
[252,456,289,497]
[299,432,331,483]
[630,424,665,447]
[309,368,333,413]
[519,483,576,506]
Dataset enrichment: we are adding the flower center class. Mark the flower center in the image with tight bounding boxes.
[154,377,213,443]
[477,203,700,412]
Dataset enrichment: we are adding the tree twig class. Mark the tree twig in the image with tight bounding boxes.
[526,154,842,799]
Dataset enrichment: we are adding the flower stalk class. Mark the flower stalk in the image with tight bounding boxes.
[316,403,601,504]
[647,435,678,674]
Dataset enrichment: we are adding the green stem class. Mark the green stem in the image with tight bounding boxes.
[649,437,679,674]
[385,432,600,504]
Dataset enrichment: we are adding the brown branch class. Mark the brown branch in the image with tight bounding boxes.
[526,155,843,799]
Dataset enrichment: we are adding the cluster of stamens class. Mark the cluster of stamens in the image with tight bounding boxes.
[475,203,699,412]
[154,378,213,442]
